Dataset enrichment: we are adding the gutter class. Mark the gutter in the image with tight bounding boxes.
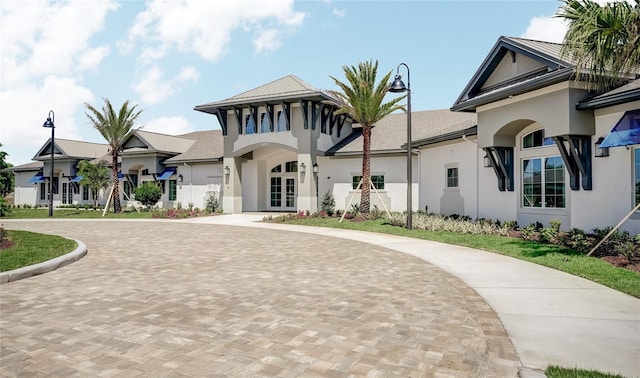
[576,90,640,110]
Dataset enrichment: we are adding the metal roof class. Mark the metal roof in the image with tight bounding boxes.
[194,75,337,115]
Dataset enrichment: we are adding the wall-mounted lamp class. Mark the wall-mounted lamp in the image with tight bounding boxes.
[299,163,306,173]
[177,174,183,183]
[312,163,319,173]
[594,137,609,157]
[224,166,230,176]
[483,153,492,167]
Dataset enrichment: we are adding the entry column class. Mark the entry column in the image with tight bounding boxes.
[222,157,243,214]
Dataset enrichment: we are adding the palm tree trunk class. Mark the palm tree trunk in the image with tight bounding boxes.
[111,152,121,213]
[360,126,371,214]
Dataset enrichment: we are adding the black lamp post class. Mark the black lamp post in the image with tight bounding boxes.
[42,110,55,217]
[389,63,412,230]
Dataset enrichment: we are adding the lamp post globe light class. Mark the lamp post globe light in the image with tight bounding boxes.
[389,63,412,230]
[42,110,55,217]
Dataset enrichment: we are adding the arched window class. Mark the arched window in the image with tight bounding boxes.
[276,111,287,132]
[245,114,255,134]
[260,112,270,133]
[522,129,554,149]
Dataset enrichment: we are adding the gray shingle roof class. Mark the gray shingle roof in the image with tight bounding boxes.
[328,109,477,155]
[165,130,224,164]
[125,130,196,155]
[33,138,109,161]
[11,161,43,172]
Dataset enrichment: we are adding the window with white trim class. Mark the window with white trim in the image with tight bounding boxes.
[522,156,565,208]
[446,167,459,188]
[245,114,255,134]
[352,175,384,190]
[260,112,270,133]
[522,129,554,149]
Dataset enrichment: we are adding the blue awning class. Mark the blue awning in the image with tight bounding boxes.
[28,173,45,184]
[118,171,124,179]
[157,168,176,180]
[71,175,83,183]
[600,109,640,148]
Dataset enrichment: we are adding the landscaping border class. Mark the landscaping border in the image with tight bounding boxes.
[0,239,87,284]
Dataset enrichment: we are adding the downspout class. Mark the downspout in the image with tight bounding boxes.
[183,162,193,205]
[413,149,421,212]
[461,135,480,219]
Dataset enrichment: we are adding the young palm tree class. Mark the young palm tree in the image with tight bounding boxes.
[557,0,640,93]
[77,160,110,209]
[85,98,143,213]
[328,60,405,214]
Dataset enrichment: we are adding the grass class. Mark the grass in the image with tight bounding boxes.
[0,230,77,272]
[546,365,627,378]
[3,208,153,219]
[278,217,640,298]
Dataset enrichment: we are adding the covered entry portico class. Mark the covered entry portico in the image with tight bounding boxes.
[195,75,353,214]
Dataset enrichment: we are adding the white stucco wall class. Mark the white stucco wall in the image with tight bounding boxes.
[419,138,479,218]
[13,171,39,207]
[571,102,640,234]
[176,163,223,210]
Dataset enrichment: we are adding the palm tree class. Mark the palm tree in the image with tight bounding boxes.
[85,98,143,213]
[328,60,405,214]
[557,0,640,93]
[77,160,110,209]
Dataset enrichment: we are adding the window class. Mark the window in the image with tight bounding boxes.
[141,169,149,176]
[352,175,384,190]
[168,180,177,201]
[270,177,281,207]
[523,156,565,208]
[285,161,297,173]
[276,111,287,132]
[522,129,555,149]
[271,164,282,173]
[52,177,59,194]
[40,183,46,200]
[123,181,133,199]
[245,114,255,134]
[635,149,640,206]
[83,186,89,201]
[446,167,459,188]
[260,112,270,133]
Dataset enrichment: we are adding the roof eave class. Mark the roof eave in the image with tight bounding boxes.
[451,69,573,112]
[576,90,640,110]
[194,92,337,114]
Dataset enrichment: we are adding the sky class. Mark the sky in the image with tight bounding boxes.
[1,0,577,166]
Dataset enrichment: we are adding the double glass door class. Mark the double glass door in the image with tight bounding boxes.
[270,177,296,211]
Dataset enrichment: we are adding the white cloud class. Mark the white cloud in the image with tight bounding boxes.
[132,65,200,105]
[332,8,346,17]
[142,116,194,135]
[254,29,282,54]
[0,0,118,165]
[124,0,306,63]
[521,15,567,43]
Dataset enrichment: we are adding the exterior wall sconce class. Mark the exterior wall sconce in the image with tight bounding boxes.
[177,174,183,183]
[299,163,306,173]
[483,153,492,167]
[313,163,319,173]
[594,137,609,157]
[224,166,230,176]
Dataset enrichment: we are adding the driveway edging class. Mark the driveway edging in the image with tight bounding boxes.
[0,239,87,284]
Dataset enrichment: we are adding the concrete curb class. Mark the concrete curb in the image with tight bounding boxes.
[0,239,87,284]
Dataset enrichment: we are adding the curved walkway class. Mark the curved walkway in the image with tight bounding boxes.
[1,219,518,377]
[1,216,639,377]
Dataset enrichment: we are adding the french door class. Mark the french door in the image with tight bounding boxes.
[270,177,296,211]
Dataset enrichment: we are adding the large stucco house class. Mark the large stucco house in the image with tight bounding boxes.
[11,36,640,234]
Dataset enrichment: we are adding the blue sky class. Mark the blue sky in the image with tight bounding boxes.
[1,0,570,166]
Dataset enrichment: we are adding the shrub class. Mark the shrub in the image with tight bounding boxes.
[206,193,220,213]
[521,224,537,241]
[134,182,162,208]
[0,197,11,217]
[320,190,336,216]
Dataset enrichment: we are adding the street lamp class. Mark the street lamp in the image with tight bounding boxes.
[42,110,55,217]
[389,63,412,230]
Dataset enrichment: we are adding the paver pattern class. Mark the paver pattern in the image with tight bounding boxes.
[0,220,519,377]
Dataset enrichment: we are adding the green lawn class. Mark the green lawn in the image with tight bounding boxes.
[277,217,640,298]
[546,365,627,378]
[0,230,77,272]
[4,208,153,219]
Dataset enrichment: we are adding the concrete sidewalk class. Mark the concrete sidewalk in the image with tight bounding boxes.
[187,213,640,377]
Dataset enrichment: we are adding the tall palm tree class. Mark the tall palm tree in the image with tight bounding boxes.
[328,60,405,214]
[557,0,640,93]
[85,98,143,213]
[77,160,110,209]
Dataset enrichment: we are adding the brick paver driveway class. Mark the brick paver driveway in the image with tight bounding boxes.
[1,220,519,377]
